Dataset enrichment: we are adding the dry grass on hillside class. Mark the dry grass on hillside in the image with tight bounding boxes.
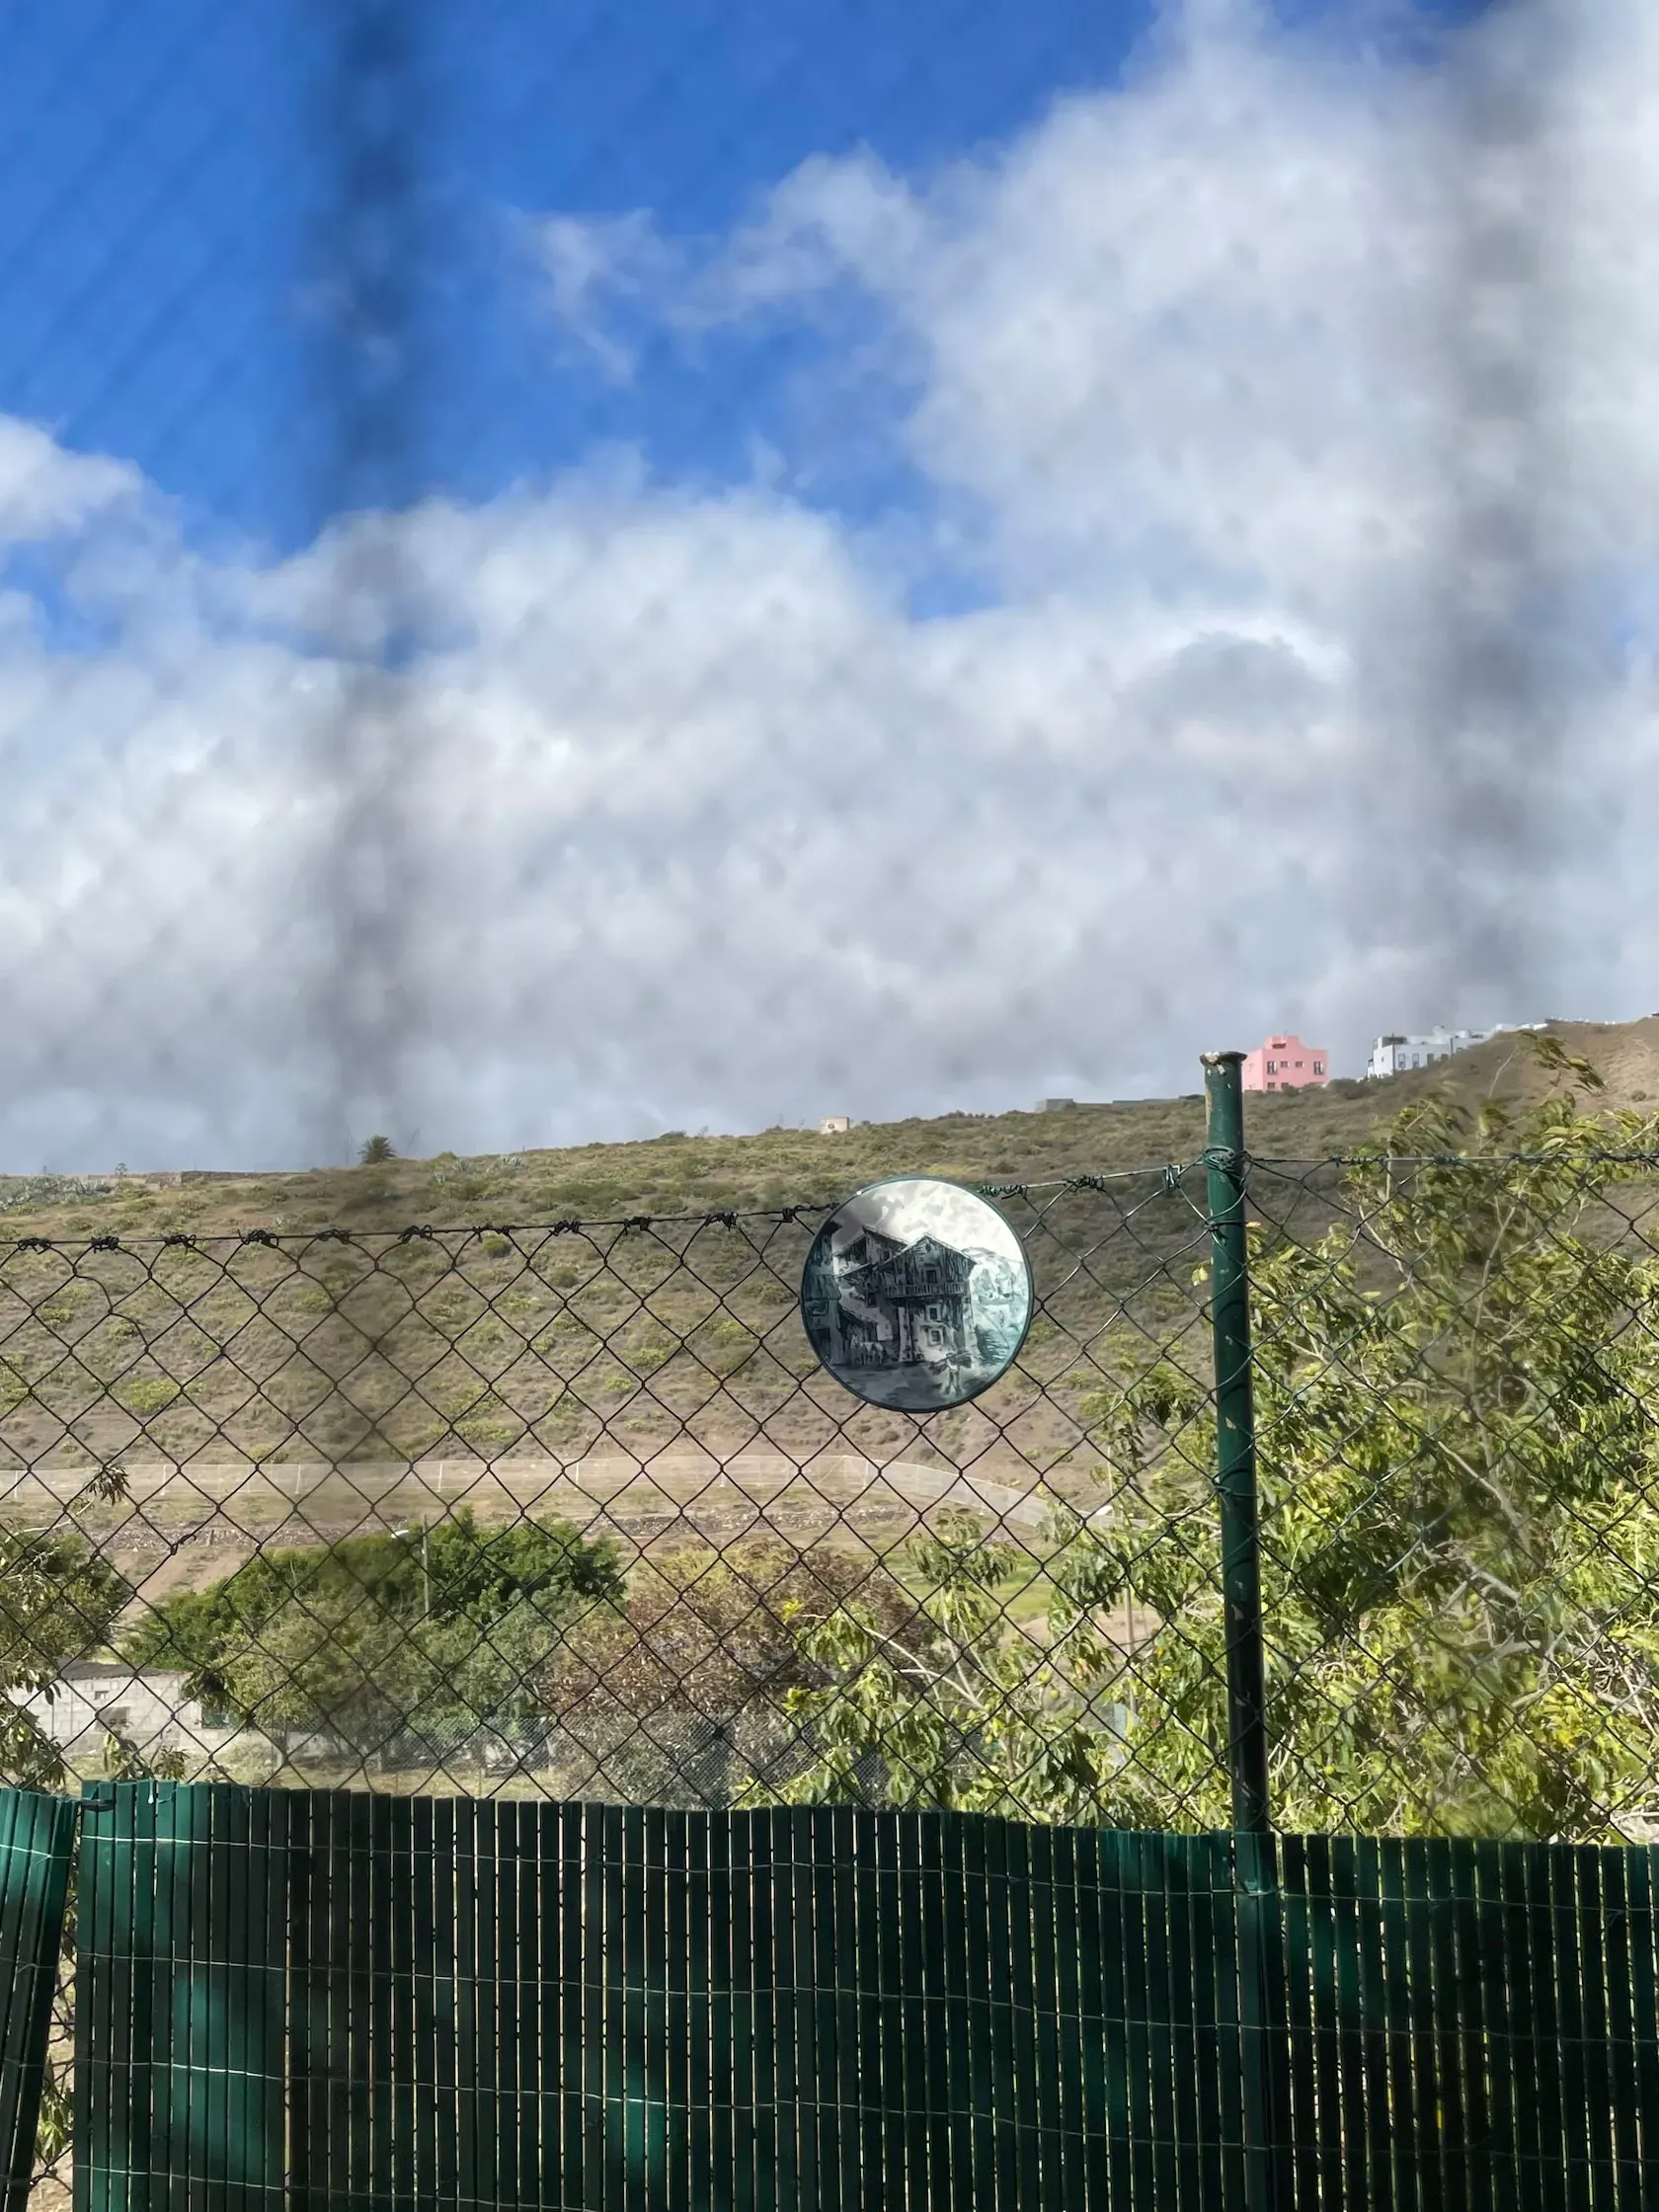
[0,1173,1213,1482]
[0,1016,1643,1518]
[3,1017,1652,1244]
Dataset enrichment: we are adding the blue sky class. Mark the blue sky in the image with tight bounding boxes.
[0,0,1490,549]
[0,0,1646,1169]
[0,0,1156,551]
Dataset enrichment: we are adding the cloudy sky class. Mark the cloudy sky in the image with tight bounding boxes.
[0,0,1653,1171]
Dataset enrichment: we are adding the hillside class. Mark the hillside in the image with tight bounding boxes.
[1,1018,1653,1242]
[0,1016,1649,1641]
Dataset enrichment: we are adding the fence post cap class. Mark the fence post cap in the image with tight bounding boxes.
[1201,1050,1245,1069]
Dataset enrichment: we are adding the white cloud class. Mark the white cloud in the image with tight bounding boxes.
[529,210,685,384]
[0,418,145,545]
[4,0,1658,1170]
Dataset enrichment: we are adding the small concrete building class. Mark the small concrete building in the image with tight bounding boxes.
[818,1116,851,1135]
[11,1663,217,1763]
[1365,1026,1524,1079]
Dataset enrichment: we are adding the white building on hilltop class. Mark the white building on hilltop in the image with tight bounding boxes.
[1366,1024,1543,1079]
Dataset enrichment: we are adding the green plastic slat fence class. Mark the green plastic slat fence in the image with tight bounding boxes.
[0,1789,74,2212]
[76,1782,1659,2209]
[74,1782,287,2212]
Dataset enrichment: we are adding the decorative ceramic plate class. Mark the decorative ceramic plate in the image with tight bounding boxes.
[800,1176,1034,1411]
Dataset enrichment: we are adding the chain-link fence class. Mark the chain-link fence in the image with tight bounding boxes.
[6,1077,1659,2193]
[2,1121,1657,1847]
[0,1165,1207,1809]
[6,1,1652,2198]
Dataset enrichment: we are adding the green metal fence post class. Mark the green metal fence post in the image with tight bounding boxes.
[1201,1050,1270,1837]
[1203,1052,1284,2212]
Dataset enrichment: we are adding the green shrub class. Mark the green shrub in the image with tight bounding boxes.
[124,1512,625,1749]
[118,1377,181,1417]
[457,1415,522,1449]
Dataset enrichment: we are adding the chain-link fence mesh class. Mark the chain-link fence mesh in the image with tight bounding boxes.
[8,1127,1659,2195]
[0,1168,1207,1809]
[2,1134,1657,1837]
[6,0,1633,1175]
[7,0,1657,2198]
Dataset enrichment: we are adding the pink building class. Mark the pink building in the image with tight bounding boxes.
[1241,1034,1330,1092]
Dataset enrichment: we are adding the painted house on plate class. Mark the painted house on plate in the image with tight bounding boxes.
[824,1229,976,1372]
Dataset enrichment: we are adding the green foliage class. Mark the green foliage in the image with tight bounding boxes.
[358,1135,396,1165]
[767,1056,1659,1840]
[763,1510,1122,1823]
[0,1514,133,1789]
[457,1415,522,1449]
[542,1540,922,1805]
[102,1729,186,1783]
[124,1510,625,1753]
[118,1377,180,1416]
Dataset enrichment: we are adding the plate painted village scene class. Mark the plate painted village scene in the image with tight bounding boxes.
[800,1175,1035,1410]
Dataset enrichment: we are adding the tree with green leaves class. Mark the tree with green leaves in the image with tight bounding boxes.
[765,1042,1659,1841]
[0,1467,166,2176]
[125,1510,624,1759]
[0,1484,132,1790]
[358,1135,396,1164]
